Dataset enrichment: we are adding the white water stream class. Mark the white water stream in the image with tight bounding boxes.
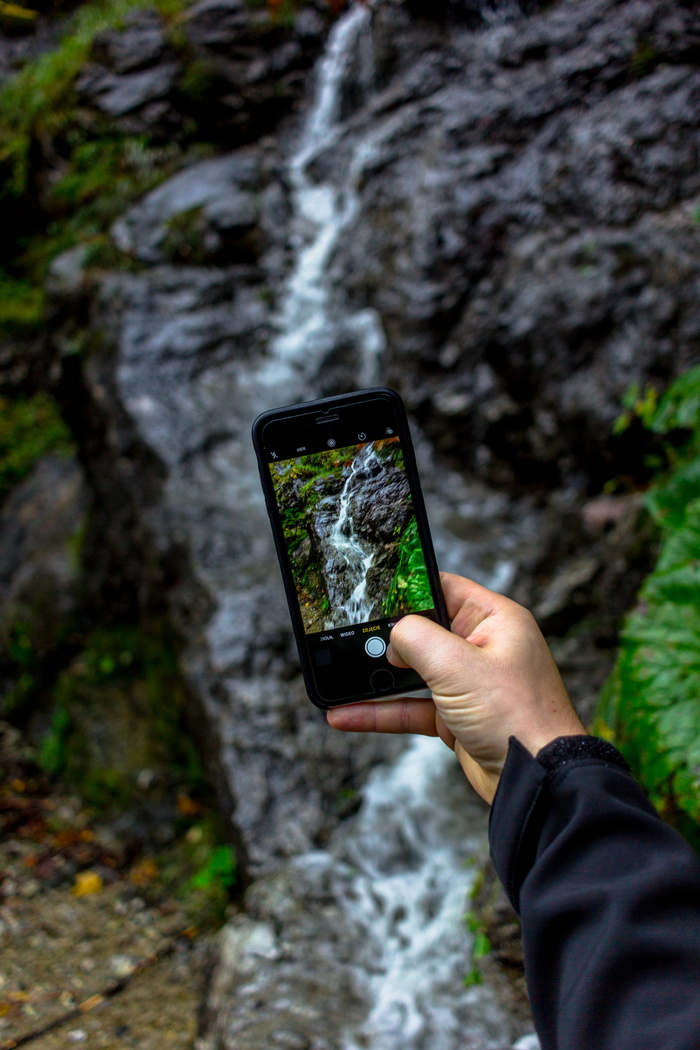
[328,443,381,623]
[258,0,385,392]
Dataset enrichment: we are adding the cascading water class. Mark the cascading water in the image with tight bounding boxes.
[327,444,381,623]
[332,736,518,1050]
[258,0,384,392]
[257,6,538,1044]
[251,5,537,1045]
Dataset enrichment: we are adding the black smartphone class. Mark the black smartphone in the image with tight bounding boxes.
[252,388,449,709]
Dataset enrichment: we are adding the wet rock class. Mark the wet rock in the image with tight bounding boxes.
[326,0,700,491]
[199,862,370,1050]
[352,466,411,545]
[77,61,179,117]
[111,152,261,265]
[46,245,92,301]
[71,249,397,871]
[184,0,257,49]
[0,457,87,673]
[92,10,167,74]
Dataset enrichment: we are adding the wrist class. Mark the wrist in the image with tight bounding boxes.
[518,712,587,758]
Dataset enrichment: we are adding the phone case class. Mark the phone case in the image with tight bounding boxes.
[252,388,448,708]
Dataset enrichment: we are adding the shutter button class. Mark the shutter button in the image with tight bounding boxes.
[365,636,386,657]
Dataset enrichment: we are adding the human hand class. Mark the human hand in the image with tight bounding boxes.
[326,573,585,803]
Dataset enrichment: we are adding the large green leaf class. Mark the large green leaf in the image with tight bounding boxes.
[597,368,700,840]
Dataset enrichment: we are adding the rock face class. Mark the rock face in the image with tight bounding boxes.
[3,0,700,1045]
[332,0,700,491]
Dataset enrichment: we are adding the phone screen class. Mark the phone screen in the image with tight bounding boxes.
[257,391,444,706]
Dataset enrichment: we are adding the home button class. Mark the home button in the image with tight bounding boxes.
[370,669,395,693]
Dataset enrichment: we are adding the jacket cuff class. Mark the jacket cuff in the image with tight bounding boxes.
[536,734,631,775]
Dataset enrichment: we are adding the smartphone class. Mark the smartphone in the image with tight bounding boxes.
[252,388,448,709]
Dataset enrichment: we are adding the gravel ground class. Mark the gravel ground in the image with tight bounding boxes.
[0,724,213,1050]
[0,881,206,1050]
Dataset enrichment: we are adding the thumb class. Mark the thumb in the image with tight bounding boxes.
[389,615,482,697]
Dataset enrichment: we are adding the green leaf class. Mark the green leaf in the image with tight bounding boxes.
[598,367,700,842]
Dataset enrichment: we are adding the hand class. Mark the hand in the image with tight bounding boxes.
[327,573,585,803]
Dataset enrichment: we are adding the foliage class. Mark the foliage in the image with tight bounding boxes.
[158,819,237,926]
[1,623,37,719]
[38,703,73,775]
[0,0,195,341]
[596,365,700,837]
[0,392,74,500]
[612,381,660,436]
[0,0,37,27]
[462,908,492,988]
[0,0,185,197]
[384,517,432,617]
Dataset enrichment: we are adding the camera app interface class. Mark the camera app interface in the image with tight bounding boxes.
[270,435,434,631]
[266,420,439,701]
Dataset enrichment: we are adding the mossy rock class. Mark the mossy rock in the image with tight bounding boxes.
[38,622,202,810]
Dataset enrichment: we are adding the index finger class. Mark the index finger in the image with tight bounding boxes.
[327,697,439,736]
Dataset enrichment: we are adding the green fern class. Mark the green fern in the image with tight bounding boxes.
[597,366,700,835]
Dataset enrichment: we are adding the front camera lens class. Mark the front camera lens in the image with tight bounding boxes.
[327,438,336,448]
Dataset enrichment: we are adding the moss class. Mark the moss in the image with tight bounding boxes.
[27,134,186,269]
[0,392,74,500]
[161,205,207,264]
[38,702,73,775]
[0,272,45,335]
[630,38,657,79]
[0,0,199,341]
[1,622,44,719]
[0,0,38,30]
[38,619,204,807]
[176,58,224,104]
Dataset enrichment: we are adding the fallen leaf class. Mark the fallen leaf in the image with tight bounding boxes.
[129,859,158,886]
[176,793,200,816]
[71,871,103,897]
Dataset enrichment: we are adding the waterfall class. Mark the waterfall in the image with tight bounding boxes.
[260,1,385,393]
[256,7,536,1044]
[327,444,381,624]
[249,7,535,1045]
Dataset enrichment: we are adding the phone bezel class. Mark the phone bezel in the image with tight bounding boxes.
[252,387,448,709]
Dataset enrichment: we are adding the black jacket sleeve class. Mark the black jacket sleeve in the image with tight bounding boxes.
[489,736,700,1050]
